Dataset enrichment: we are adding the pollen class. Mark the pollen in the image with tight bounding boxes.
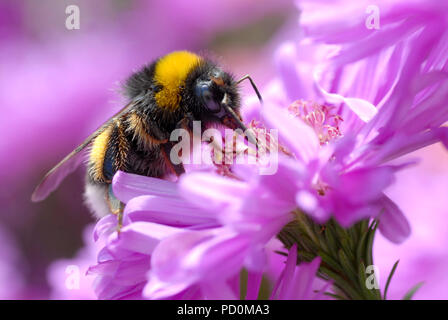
[288,100,343,145]
[154,51,201,111]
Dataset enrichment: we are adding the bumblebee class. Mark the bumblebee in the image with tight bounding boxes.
[32,51,261,224]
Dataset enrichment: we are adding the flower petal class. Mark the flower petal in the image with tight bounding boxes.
[314,68,377,122]
[93,214,117,242]
[179,172,247,210]
[112,171,179,203]
[291,257,321,300]
[378,195,411,244]
[125,195,218,227]
[108,222,181,256]
[337,166,396,203]
[275,42,308,102]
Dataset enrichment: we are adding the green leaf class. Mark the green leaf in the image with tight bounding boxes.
[337,249,358,284]
[314,227,329,252]
[323,292,346,300]
[239,268,248,300]
[358,261,381,300]
[257,275,272,300]
[324,225,339,254]
[340,236,355,262]
[319,266,363,300]
[296,214,320,244]
[384,260,400,300]
[317,250,341,272]
[365,220,378,267]
[356,238,368,264]
[403,282,424,300]
[297,250,317,262]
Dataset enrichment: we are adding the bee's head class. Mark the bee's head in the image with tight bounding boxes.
[185,64,244,130]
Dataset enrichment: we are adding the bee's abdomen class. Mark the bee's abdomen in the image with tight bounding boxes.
[87,114,173,185]
[88,120,129,183]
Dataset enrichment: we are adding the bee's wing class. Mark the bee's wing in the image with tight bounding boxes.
[31,100,137,202]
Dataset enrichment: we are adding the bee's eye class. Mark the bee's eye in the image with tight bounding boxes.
[196,83,211,100]
[196,82,220,112]
[202,88,213,102]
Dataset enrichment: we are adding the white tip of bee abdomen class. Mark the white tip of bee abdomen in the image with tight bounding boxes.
[83,183,110,219]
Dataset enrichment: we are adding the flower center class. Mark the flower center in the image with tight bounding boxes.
[288,100,343,145]
[210,120,290,178]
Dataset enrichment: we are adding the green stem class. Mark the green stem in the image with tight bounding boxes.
[278,210,382,300]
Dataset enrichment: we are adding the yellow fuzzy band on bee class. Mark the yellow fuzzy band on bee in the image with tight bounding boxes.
[154,51,201,111]
[89,125,113,181]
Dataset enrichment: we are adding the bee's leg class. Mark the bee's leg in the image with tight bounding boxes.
[116,204,125,231]
[106,184,125,231]
[161,142,185,177]
[158,113,195,177]
[176,112,195,132]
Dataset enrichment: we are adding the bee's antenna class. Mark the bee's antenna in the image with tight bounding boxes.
[236,75,263,104]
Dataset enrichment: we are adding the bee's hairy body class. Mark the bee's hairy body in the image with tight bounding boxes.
[85,112,172,217]
[87,111,171,185]
[84,51,241,218]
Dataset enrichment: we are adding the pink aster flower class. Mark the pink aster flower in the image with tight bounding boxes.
[88,167,296,299]
[85,172,212,299]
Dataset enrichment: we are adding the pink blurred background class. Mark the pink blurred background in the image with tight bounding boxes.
[0,0,447,299]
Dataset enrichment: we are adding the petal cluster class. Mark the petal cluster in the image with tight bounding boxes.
[88,169,297,299]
